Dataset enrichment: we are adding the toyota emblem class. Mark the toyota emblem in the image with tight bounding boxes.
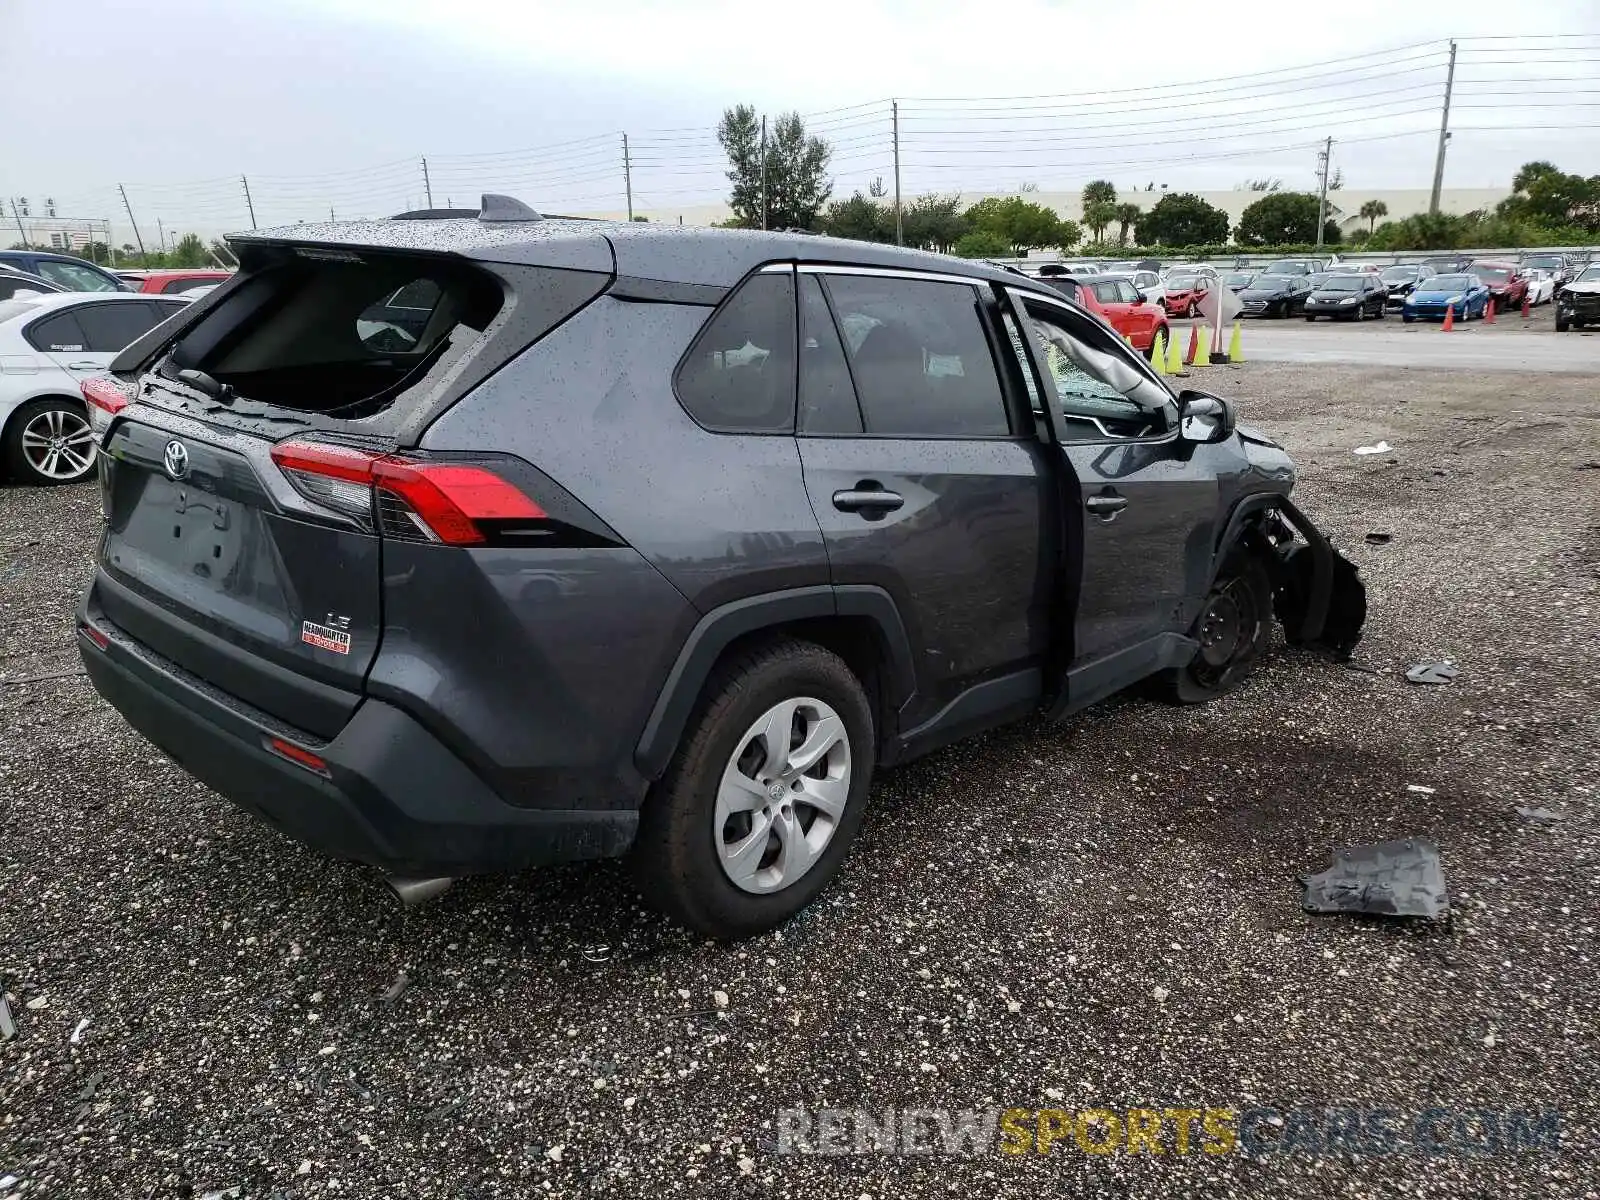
[163,439,190,481]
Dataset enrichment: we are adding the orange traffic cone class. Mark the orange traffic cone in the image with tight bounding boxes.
[1185,324,1199,365]
[1485,298,1496,324]
[1441,303,1455,332]
[1521,295,1531,319]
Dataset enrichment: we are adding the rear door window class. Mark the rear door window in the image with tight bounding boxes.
[163,277,218,294]
[72,302,169,352]
[796,274,861,434]
[25,311,88,352]
[674,270,796,433]
[820,273,1010,438]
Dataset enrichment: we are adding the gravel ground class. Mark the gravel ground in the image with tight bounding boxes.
[3,360,1599,1199]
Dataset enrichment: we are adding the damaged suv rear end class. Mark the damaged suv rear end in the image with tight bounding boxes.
[77,205,660,886]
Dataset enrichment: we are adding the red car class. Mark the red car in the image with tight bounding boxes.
[1042,274,1171,358]
[1159,269,1218,319]
[114,268,233,295]
[1465,261,1527,310]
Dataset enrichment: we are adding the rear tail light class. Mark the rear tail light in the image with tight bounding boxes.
[269,439,545,545]
[82,376,132,436]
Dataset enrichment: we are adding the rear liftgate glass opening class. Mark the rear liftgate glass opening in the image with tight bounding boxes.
[269,440,547,545]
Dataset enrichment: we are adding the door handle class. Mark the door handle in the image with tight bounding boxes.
[832,485,904,515]
[67,361,102,371]
[1085,493,1129,519]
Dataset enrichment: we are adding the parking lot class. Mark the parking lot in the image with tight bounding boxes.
[1173,297,1599,371]
[3,353,1599,1198]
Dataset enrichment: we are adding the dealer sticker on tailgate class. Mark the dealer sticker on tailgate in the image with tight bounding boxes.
[300,620,352,655]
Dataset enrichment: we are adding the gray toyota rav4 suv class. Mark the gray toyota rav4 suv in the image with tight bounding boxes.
[77,196,1364,939]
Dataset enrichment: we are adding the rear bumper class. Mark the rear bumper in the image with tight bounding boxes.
[77,604,636,877]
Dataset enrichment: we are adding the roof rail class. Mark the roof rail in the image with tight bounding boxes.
[390,194,545,223]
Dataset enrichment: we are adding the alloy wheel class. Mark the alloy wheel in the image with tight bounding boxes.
[714,697,851,895]
[20,408,95,481]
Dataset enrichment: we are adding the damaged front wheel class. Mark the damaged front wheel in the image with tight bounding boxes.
[1155,551,1271,704]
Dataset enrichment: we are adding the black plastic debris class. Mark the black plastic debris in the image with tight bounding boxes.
[1364,532,1393,545]
[1406,661,1459,685]
[1300,838,1448,919]
[1516,806,1564,823]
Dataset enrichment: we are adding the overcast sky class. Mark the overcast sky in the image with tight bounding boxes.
[4,0,1598,237]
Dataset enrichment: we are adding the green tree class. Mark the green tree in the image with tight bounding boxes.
[1235,192,1323,245]
[1080,179,1118,242]
[951,229,1010,258]
[1496,160,1599,234]
[1135,192,1229,246]
[819,191,892,243]
[902,194,969,253]
[964,196,1064,257]
[1055,219,1083,253]
[1081,180,1117,208]
[717,105,833,230]
[1358,199,1388,233]
[168,233,212,267]
[1111,202,1142,246]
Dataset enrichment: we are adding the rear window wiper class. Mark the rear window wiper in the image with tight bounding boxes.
[175,368,234,402]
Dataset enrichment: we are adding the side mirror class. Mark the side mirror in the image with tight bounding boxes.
[1178,390,1236,444]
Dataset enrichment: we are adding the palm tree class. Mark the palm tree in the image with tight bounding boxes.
[1359,199,1389,234]
[1112,203,1143,246]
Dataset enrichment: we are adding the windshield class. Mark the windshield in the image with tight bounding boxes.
[1320,277,1362,293]
[1380,267,1418,281]
[1166,274,1199,288]
[1523,255,1563,270]
[1263,261,1308,275]
[1576,266,1600,283]
[1225,273,1254,286]
[1471,265,1511,283]
[1425,275,1472,290]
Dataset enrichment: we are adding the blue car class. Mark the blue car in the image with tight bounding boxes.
[1402,273,1490,323]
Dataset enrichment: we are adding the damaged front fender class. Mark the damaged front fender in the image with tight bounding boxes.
[1258,498,1368,658]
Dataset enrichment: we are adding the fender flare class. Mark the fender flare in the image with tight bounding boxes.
[632,584,917,780]
[1208,492,1337,644]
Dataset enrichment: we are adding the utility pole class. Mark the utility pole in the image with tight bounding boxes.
[622,133,634,221]
[759,115,768,231]
[1429,39,1457,215]
[9,199,28,248]
[241,175,258,229]
[892,100,903,246]
[157,218,167,255]
[106,218,116,265]
[421,157,433,208]
[1315,137,1333,249]
[118,184,147,260]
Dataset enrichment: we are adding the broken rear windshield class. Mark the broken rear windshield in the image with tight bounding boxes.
[162,251,504,419]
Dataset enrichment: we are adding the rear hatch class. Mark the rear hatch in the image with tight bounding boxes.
[89,232,611,738]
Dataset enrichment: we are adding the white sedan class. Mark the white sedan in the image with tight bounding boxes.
[1524,268,1556,306]
[1,291,190,485]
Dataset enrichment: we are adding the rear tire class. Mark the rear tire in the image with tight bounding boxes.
[1154,550,1271,704]
[631,638,874,941]
[2,398,97,486]
[1305,315,1316,322]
